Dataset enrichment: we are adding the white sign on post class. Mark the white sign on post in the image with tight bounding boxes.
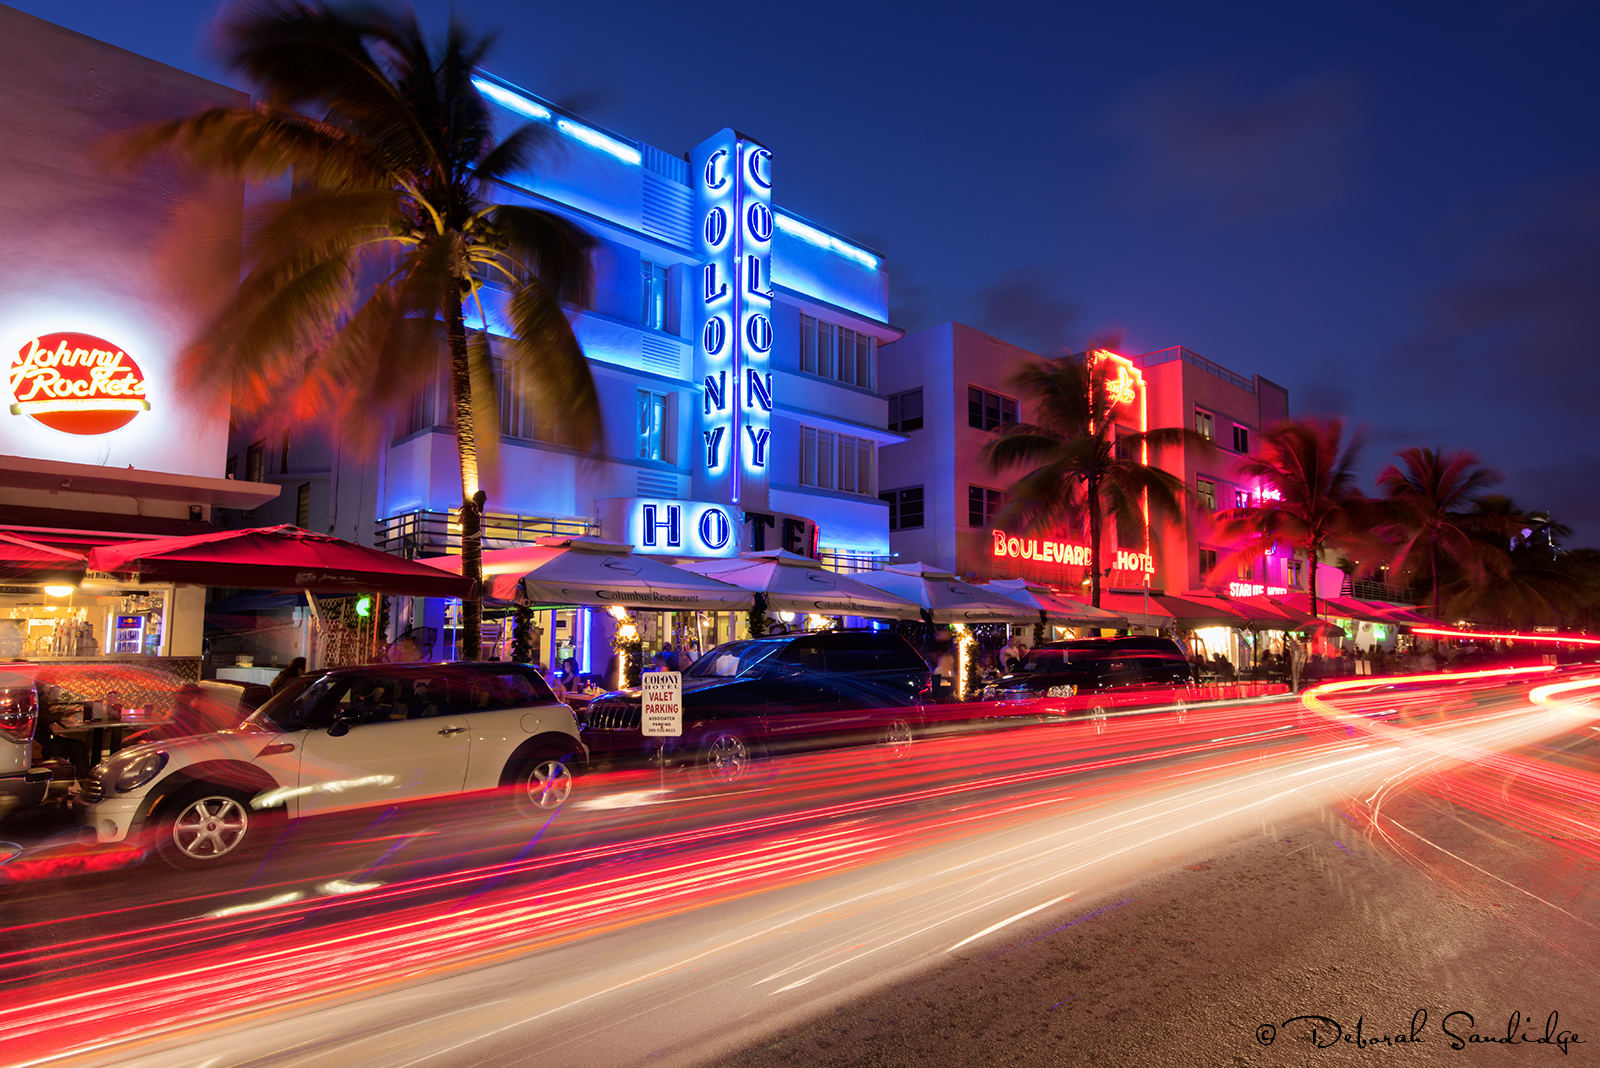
[640,671,683,737]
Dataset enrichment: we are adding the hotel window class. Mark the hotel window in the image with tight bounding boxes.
[1232,424,1250,453]
[640,259,672,333]
[280,429,290,474]
[800,426,875,495]
[880,486,924,531]
[637,390,669,462]
[494,358,537,440]
[400,377,438,438]
[1195,408,1214,441]
[1237,559,1253,581]
[1114,429,1134,461]
[1287,558,1304,588]
[1234,489,1250,510]
[1199,547,1218,577]
[887,388,923,432]
[968,387,1018,431]
[246,441,267,483]
[968,485,1005,527]
[800,314,874,389]
[225,454,237,480]
[295,483,311,529]
[1196,477,1216,511]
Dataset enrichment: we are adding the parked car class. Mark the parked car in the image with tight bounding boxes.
[982,637,1195,721]
[77,661,586,869]
[0,671,50,824]
[583,630,932,784]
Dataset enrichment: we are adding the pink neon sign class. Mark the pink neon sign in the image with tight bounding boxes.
[991,530,1154,573]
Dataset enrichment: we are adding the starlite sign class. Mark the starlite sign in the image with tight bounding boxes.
[692,129,773,511]
[991,530,1154,574]
[10,331,151,435]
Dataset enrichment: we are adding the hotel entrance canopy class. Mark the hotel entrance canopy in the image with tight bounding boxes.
[676,551,922,620]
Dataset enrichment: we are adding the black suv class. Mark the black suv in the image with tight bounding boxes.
[583,630,932,784]
[984,637,1194,705]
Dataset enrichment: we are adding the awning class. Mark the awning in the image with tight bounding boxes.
[0,531,86,587]
[1091,591,1176,630]
[1274,593,1393,624]
[1153,592,1248,629]
[86,525,474,599]
[675,551,921,620]
[985,578,1128,627]
[425,536,752,611]
[852,562,1040,624]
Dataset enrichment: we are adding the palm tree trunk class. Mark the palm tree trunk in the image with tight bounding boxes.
[443,279,483,661]
[1088,473,1104,608]
[1430,538,1441,623]
[1308,539,1320,622]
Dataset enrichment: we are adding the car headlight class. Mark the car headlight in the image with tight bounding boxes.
[108,749,168,794]
[1046,684,1077,698]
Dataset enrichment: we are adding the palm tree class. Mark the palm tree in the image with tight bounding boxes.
[1209,418,1367,620]
[1435,496,1578,626]
[1375,447,1501,621]
[980,353,1204,608]
[112,2,598,659]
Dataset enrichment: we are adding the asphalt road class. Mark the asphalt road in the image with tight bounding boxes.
[3,672,1596,1068]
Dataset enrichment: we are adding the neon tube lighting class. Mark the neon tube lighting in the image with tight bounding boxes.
[471,78,552,122]
[555,119,642,165]
[775,213,879,269]
[1413,627,1600,646]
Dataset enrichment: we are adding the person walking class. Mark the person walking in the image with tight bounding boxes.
[270,657,306,695]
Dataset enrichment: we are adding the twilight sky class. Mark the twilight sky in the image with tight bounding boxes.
[12,0,1600,544]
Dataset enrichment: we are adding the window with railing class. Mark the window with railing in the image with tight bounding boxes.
[640,260,673,333]
[637,390,669,462]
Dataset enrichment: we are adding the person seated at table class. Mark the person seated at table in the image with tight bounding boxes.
[32,692,90,780]
[560,657,580,690]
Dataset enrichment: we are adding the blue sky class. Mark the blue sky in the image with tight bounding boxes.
[12,0,1600,544]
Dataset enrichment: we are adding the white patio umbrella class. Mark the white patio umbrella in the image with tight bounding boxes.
[425,536,752,611]
[852,562,1040,624]
[675,550,923,620]
[984,577,1129,628]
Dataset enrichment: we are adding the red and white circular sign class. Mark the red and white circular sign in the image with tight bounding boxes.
[9,331,151,436]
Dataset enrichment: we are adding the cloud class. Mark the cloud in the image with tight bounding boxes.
[969,267,1082,355]
[1100,67,1369,223]
[1416,173,1600,409]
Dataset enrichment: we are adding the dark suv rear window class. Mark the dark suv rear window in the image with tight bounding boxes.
[822,633,928,674]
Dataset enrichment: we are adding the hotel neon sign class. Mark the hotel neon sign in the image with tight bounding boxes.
[991,529,1153,574]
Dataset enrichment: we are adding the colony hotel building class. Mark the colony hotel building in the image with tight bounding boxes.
[220,71,903,665]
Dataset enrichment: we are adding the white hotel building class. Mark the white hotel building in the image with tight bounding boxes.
[222,71,905,668]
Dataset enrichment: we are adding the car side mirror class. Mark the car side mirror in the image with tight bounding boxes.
[327,714,353,738]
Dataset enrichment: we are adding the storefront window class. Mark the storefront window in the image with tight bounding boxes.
[0,587,169,659]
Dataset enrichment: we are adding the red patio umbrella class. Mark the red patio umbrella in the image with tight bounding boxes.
[86,525,474,599]
[0,531,87,586]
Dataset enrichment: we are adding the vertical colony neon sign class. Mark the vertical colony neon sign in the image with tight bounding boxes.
[692,129,773,512]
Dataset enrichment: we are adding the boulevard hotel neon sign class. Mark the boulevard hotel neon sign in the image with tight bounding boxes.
[991,530,1154,574]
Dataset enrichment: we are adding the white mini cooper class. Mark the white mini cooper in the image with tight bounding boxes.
[78,662,586,868]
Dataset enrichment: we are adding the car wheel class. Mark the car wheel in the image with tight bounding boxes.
[509,750,577,816]
[693,729,757,787]
[155,784,261,870]
[877,717,916,762]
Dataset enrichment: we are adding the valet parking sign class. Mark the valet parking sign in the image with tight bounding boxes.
[640,671,683,737]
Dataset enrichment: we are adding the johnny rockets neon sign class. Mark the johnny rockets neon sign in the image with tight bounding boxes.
[10,332,151,435]
[991,530,1154,573]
